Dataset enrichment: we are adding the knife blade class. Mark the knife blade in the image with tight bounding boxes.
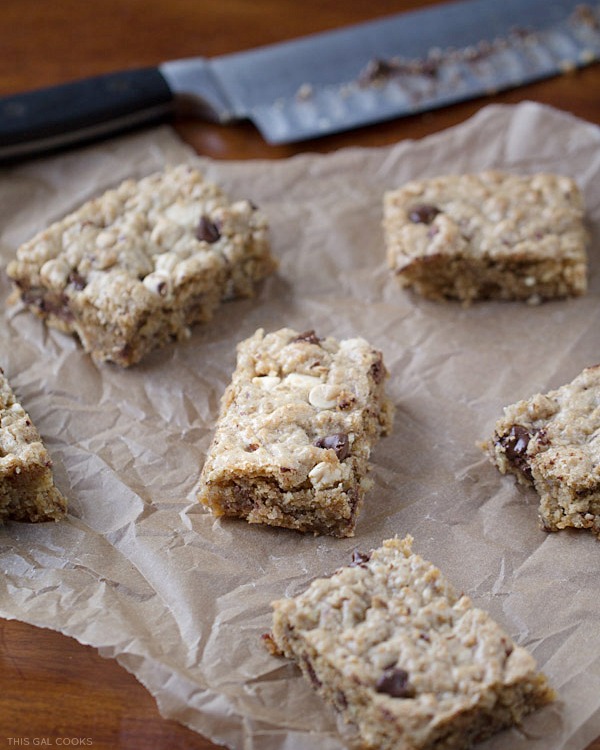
[1,0,599,162]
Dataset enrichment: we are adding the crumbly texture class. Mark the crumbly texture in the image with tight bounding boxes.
[484,365,600,536]
[268,536,554,750]
[198,327,394,537]
[7,165,277,367]
[384,171,587,304]
[0,369,66,522]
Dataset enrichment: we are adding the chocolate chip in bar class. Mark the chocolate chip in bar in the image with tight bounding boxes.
[369,353,385,384]
[314,432,350,461]
[291,330,322,345]
[68,271,87,290]
[408,203,440,225]
[349,550,371,567]
[196,215,221,243]
[499,425,532,480]
[375,667,415,698]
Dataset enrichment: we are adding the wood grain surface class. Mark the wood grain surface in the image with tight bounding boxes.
[1,1,599,749]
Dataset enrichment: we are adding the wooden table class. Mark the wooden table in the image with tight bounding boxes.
[1,1,599,748]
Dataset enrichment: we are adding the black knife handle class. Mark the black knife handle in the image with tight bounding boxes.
[0,67,175,163]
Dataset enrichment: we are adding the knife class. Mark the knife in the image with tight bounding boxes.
[1,0,599,162]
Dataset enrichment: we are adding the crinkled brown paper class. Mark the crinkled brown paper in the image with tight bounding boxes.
[0,102,599,750]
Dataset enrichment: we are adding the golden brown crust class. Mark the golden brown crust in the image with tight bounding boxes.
[198,327,393,537]
[270,536,554,750]
[0,369,66,523]
[7,165,277,366]
[384,171,588,304]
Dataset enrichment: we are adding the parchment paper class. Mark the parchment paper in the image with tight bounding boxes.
[1,101,599,750]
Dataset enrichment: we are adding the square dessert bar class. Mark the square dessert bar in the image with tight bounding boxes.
[268,536,554,750]
[484,365,600,536]
[0,369,66,522]
[7,165,277,367]
[198,327,394,537]
[383,171,587,304]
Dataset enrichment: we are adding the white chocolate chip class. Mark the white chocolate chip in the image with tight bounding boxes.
[96,229,118,248]
[284,373,322,391]
[150,217,184,249]
[142,272,170,297]
[308,461,342,488]
[154,252,179,274]
[40,257,71,288]
[174,256,209,285]
[0,431,19,453]
[309,384,340,409]
[92,246,118,270]
[252,375,281,390]
[165,201,201,227]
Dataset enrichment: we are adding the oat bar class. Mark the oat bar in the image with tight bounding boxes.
[7,165,277,366]
[384,171,587,304]
[268,536,554,750]
[198,327,393,537]
[484,365,600,536]
[0,369,66,522]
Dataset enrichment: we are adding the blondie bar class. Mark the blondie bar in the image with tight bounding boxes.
[7,165,277,366]
[384,171,587,303]
[0,369,66,522]
[484,365,600,536]
[268,537,554,750]
[198,327,393,537]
